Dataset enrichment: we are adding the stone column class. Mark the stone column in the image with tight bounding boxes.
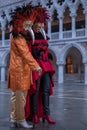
[5,9,12,39]
[70,5,77,38]
[0,18,6,47]
[47,21,51,39]
[85,13,87,36]
[84,63,87,84]
[1,66,5,82]
[83,9,87,37]
[1,27,5,46]
[57,61,64,84]
[58,17,63,39]
[70,14,76,38]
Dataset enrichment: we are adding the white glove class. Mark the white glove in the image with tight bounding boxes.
[36,67,42,75]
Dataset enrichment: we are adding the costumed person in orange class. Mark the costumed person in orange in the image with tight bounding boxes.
[8,4,42,128]
[25,6,56,124]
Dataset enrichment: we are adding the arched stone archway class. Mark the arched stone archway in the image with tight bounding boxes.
[64,46,83,83]
[65,46,82,73]
[58,43,87,83]
[59,43,87,64]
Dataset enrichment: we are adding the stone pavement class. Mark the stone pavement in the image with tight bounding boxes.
[0,81,87,130]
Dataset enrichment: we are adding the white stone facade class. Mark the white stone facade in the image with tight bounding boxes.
[0,0,87,84]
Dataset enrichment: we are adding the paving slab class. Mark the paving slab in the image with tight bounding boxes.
[0,81,87,130]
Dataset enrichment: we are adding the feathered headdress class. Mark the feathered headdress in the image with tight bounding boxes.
[11,2,33,33]
[30,6,50,29]
[29,6,50,40]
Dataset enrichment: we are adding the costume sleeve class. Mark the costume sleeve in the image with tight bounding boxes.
[15,36,39,71]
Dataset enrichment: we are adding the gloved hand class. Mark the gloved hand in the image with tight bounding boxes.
[36,67,42,75]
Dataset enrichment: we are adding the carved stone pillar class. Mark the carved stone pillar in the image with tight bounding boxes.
[70,5,77,38]
[58,16,63,39]
[0,18,6,46]
[70,13,76,38]
[1,66,5,81]
[83,9,87,37]
[47,21,51,39]
[84,63,87,84]
[57,61,65,84]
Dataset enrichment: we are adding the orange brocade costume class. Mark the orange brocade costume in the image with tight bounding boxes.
[8,35,39,91]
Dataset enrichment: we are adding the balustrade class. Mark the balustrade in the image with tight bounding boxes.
[51,28,85,40]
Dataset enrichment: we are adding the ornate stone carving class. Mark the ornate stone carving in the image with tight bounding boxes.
[57,0,65,5]
[46,0,53,8]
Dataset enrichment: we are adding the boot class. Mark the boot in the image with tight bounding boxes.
[42,115,56,124]
[32,115,40,123]
[17,120,33,128]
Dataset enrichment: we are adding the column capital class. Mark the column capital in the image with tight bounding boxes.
[56,60,65,65]
[83,6,87,14]
[57,7,64,19]
[0,64,6,67]
[83,9,87,15]
[84,62,87,65]
[70,5,77,16]
[58,15,64,19]
[70,13,77,17]
[1,26,6,31]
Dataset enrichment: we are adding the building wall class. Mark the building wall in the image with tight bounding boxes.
[0,0,87,84]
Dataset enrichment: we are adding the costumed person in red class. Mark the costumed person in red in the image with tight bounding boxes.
[25,6,56,124]
[8,4,42,128]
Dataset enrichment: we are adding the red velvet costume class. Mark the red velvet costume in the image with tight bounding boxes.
[25,32,55,120]
[25,6,56,124]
